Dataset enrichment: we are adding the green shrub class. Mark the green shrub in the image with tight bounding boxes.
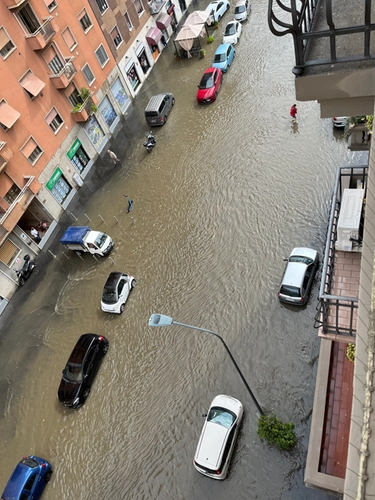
[344,115,373,139]
[257,414,297,450]
[207,36,215,44]
[346,343,356,362]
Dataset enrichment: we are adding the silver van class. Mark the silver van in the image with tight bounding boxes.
[234,0,250,22]
[144,93,175,126]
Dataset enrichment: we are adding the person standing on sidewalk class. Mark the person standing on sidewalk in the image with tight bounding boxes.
[290,104,298,121]
[124,195,133,213]
[107,149,121,165]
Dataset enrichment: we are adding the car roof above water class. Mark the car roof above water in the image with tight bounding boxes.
[145,93,171,112]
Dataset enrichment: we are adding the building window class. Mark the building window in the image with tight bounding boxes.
[77,9,93,33]
[45,107,63,133]
[0,239,19,267]
[17,4,41,34]
[0,100,20,131]
[43,45,65,74]
[65,84,83,106]
[4,184,21,205]
[110,26,123,49]
[134,0,144,16]
[95,0,108,14]
[21,137,43,165]
[0,28,16,59]
[124,12,133,30]
[82,64,95,85]
[61,27,77,51]
[45,0,58,11]
[95,44,109,67]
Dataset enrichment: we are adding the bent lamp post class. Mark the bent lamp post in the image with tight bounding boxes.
[148,313,264,416]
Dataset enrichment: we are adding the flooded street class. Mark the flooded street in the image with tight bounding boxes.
[0,1,362,499]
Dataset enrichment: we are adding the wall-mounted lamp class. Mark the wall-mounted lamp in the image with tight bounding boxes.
[136,39,140,42]
[125,56,129,59]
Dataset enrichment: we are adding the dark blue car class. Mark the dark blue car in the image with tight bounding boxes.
[1,456,53,500]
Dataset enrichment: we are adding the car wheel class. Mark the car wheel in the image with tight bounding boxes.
[83,388,90,400]
[131,279,137,289]
[29,263,35,272]
[214,91,218,100]
[18,277,25,286]
[164,115,167,124]
[102,343,109,355]
[44,470,53,483]
[172,98,175,106]
[218,15,221,21]
[120,303,125,314]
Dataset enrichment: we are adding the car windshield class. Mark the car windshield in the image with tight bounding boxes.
[289,256,313,265]
[214,53,226,62]
[63,363,83,383]
[20,458,38,468]
[225,24,236,35]
[207,406,235,429]
[95,233,107,248]
[102,287,118,304]
[280,285,301,297]
[235,5,245,13]
[199,73,214,89]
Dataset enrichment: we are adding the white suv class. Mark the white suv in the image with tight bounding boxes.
[193,395,243,480]
[234,0,250,22]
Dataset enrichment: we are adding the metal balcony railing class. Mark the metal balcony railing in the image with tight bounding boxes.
[268,0,375,75]
[24,17,56,43]
[314,166,368,338]
[0,176,35,226]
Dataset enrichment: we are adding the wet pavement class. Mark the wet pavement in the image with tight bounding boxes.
[0,1,361,498]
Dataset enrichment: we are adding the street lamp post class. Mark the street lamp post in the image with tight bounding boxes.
[148,313,264,416]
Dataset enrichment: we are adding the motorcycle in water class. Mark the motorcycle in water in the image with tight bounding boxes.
[143,132,156,153]
[15,254,37,286]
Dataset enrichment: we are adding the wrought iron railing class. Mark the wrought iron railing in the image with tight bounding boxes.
[314,166,368,337]
[268,0,375,75]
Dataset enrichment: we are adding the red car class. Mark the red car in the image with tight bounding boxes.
[196,67,223,104]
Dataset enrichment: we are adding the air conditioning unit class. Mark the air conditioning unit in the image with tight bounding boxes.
[335,188,365,251]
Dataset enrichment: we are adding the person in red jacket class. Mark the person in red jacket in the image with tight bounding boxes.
[290,104,298,120]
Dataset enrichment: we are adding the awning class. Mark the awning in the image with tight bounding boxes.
[20,72,45,97]
[156,13,172,31]
[0,101,20,129]
[167,4,175,14]
[146,27,162,45]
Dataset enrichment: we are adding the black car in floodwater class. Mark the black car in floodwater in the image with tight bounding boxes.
[58,333,109,409]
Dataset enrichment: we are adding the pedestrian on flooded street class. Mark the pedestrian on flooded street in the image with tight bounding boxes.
[290,104,298,120]
[108,149,121,165]
[124,194,133,213]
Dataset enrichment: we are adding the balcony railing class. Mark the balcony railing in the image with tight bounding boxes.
[148,0,166,14]
[71,93,96,122]
[0,176,35,245]
[24,17,57,50]
[268,0,375,75]
[49,58,76,89]
[314,166,368,339]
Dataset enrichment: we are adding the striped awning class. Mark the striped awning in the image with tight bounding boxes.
[146,27,162,45]
[156,13,172,31]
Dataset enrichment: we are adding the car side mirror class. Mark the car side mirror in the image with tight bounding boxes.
[202,413,207,418]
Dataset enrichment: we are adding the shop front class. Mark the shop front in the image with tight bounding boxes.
[46,167,76,209]
[110,77,130,113]
[98,95,119,131]
[136,44,152,73]
[145,27,163,60]
[66,138,91,176]
[125,59,141,94]
[83,115,106,152]
[156,13,173,43]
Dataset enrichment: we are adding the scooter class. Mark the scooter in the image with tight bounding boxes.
[143,132,156,153]
[15,254,37,286]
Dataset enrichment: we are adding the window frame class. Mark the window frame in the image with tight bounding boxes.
[124,12,133,30]
[20,136,43,165]
[61,26,77,52]
[46,0,58,12]
[45,107,64,134]
[0,27,16,60]
[95,44,109,68]
[110,25,123,49]
[82,63,95,86]
[77,8,93,33]
[134,0,145,17]
[95,0,109,15]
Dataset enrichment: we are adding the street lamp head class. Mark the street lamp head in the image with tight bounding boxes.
[148,313,173,327]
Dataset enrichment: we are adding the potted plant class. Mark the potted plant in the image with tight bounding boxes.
[213,20,219,29]
[199,48,206,58]
[174,50,180,61]
[207,35,215,44]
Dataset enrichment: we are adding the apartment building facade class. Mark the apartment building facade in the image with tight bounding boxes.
[0,0,132,311]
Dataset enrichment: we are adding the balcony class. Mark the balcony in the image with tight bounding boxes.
[71,93,97,122]
[0,142,13,173]
[49,58,76,89]
[147,0,166,15]
[0,176,35,246]
[25,17,58,50]
[2,0,27,10]
[314,166,367,342]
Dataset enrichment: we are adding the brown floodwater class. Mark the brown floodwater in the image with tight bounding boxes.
[0,1,361,498]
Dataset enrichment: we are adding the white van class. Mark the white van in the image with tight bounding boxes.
[234,0,250,22]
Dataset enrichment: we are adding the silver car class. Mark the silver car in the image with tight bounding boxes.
[234,0,250,22]
[193,394,243,480]
[278,247,319,305]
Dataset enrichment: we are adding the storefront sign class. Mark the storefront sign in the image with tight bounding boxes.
[46,167,63,191]
[66,139,82,160]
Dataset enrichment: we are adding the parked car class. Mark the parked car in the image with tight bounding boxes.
[332,116,347,128]
[234,0,251,22]
[193,395,243,480]
[1,456,53,500]
[196,67,223,104]
[144,93,175,127]
[101,271,136,314]
[205,0,230,22]
[223,20,242,45]
[278,247,319,305]
[58,333,109,409]
[212,43,235,73]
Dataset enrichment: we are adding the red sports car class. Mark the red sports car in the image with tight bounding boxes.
[196,67,223,104]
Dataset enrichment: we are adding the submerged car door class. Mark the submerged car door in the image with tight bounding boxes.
[84,345,98,385]
[117,277,129,302]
